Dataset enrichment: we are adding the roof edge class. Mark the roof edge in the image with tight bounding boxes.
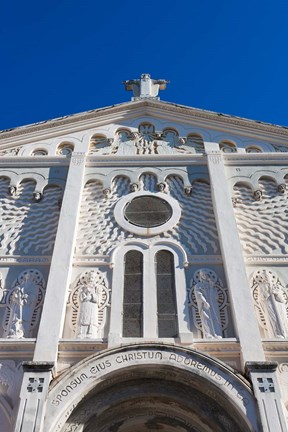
[1,99,288,141]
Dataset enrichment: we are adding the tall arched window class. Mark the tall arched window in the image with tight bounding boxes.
[109,244,191,344]
[123,250,143,337]
[156,250,178,338]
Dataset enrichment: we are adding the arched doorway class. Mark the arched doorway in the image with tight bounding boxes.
[44,344,260,432]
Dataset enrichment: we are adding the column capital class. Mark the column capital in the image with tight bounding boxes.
[245,361,278,375]
[22,361,54,372]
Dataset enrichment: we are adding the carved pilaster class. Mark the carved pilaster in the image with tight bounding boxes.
[205,141,265,367]
[246,362,288,432]
[14,362,54,432]
[33,151,87,363]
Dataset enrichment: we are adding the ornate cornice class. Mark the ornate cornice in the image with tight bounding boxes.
[1,100,288,146]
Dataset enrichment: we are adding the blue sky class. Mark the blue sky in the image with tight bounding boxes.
[1,0,288,130]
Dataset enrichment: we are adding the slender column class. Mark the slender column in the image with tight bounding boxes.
[108,249,125,347]
[14,362,54,432]
[143,249,157,338]
[33,152,86,363]
[246,362,288,432]
[205,143,265,366]
[175,261,192,343]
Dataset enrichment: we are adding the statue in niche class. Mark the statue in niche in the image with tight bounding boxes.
[253,270,288,338]
[3,270,45,339]
[189,269,228,339]
[76,271,103,338]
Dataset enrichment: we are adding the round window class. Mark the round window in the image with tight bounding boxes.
[124,196,172,228]
[114,192,181,236]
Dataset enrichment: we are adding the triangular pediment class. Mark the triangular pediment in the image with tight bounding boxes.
[1,99,288,156]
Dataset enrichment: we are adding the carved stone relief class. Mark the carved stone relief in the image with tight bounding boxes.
[0,146,22,156]
[277,363,288,410]
[233,179,288,254]
[88,124,204,156]
[188,268,228,339]
[2,269,46,338]
[251,269,288,339]
[75,175,220,256]
[0,360,22,406]
[67,270,110,339]
[0,178,62,255]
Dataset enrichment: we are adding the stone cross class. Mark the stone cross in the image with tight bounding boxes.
[257,377,275,393]
[123,74,169,100]
[27,377,44,393]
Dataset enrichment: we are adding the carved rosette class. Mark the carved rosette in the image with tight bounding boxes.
[68,270,110,338]
[188,268,228,339]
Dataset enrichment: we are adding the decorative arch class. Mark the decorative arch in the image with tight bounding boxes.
[56,142,74,156]
[219,140,237,153]
[245,145,263,153]
[109,238,191,344]
[44,343,259,432]
[185,133,205,153]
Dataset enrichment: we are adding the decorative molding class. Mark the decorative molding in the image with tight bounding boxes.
[245,255,288,265]
[2,100,288,148]
[0,157,69,168]
[86,154,207,167]
[224,153,288,166]
[0,256,51,264]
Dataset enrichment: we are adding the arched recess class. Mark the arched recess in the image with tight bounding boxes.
[109,240,190,344]
[45,343,259,432]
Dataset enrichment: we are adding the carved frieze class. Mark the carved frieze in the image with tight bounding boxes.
[88,124,204,156]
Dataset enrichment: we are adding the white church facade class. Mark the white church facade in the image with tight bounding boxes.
[0,74,288,431]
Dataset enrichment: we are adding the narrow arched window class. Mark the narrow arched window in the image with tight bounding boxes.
[123,250,143,337]
[156,250,178,337]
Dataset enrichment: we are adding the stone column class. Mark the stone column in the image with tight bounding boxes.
[246,362,288,432]
[14,362,54,432]
[143,249,158,338]
[33,152,86,363]
[205,143,265,366]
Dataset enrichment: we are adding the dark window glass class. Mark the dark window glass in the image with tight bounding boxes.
[124,196,172,228]
[156,250,178,338]
[123,250,143,337]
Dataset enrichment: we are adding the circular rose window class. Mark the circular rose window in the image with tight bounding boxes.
[124,196,172,228]
[114,192,181,236]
